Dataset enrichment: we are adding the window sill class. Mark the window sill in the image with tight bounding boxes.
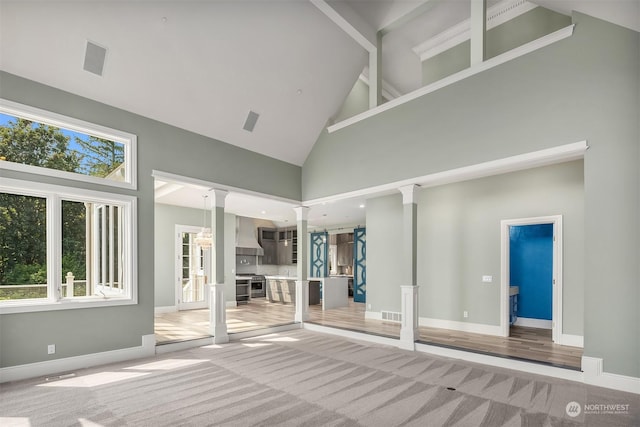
[0,297,137,314]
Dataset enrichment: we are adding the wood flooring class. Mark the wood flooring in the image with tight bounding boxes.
[155,297,582,369]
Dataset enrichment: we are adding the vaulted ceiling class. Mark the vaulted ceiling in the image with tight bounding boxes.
[2,0,637,225]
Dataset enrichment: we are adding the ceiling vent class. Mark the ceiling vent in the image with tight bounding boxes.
[242,110,260,132]
[83,41,107,76]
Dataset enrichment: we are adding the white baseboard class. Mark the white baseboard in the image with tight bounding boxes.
[155,337,214,354]
[415,342,584,382]
[364,310,382,320]
[419,317,503,337]
[514,317,552,329]
[582,356,640,395]
[303,323,399,348]
[560,334,584,348]
[230,323,302,341]
[154,305,177,314]
[0,334,156,383]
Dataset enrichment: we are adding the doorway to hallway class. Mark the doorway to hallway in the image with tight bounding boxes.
[500,215,563,343]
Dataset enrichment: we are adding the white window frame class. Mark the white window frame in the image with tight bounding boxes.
[0,178,137,314]
[0,98,137,190]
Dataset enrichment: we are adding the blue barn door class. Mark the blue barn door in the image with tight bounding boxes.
[310,231,328,278]
[353,227,366,303]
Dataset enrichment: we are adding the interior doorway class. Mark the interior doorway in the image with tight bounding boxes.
[175,224,210,310]
[500,215,563,343]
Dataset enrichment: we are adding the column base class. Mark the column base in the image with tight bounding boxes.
[209,283,228,340]
[295,280,310,323]
[399,285,419,350]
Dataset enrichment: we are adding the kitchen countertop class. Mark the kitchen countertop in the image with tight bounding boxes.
[265,275,298,280]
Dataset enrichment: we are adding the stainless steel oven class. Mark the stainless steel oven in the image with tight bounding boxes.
[250,275,266,298]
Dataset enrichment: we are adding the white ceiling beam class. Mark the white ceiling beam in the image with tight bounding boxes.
[413,0,538,62]
[310,0,377,52]
[154,182,183,199]
[359,68,403,100]
[310,0,380,107]
[379,0,442,35]
[470,0,487,65]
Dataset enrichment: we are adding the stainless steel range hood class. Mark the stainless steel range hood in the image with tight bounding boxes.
[236,216,264,256]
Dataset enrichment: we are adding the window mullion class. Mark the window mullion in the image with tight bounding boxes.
[48,194,62,302]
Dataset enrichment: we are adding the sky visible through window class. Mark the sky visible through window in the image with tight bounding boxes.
[0,112,123,177]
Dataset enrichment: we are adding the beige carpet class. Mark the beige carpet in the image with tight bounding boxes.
[1,330,638,426]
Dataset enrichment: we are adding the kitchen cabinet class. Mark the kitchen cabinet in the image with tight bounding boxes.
[259,226,297,265]
[266,277,320,305]
[258,227,277,265]
[337,233,354,267]
[276,228,297,265]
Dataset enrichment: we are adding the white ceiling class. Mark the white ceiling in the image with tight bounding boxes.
[2,0,637,227]
[155,178,367,229]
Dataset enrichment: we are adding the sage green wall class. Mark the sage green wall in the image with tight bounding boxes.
[154,203,204,308]
[418,161,584,332]
[304,14,639,377]
[422,7,571,86]
[366,161,584,334]
[153,205,237,308]
[333,79,369,124]
[0,71,301,368]
[366,194,403,313]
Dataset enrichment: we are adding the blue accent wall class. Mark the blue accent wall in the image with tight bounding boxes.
[509,224,553,320]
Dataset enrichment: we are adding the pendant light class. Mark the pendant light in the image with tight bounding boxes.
[194,195,213,249]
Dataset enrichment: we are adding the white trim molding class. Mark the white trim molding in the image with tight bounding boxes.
[303,322,400,348]
[582,356,640,395]
[364,310,383,320]
[514,317,552,329]
[304,141,588,207]
[416,342,583,382]
[412,0,539,62]
[0,334,155,383]
[500,215,563,343]
[358,69,403,100]
[0,98,137,190]
[419,317,503,337]
[561,334,584,348]
[328,24,574,134]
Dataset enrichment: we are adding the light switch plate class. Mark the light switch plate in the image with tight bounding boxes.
[482,275,493,283]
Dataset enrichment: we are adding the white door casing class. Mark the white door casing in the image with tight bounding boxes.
[175,224,210,310]
[500,215,563,344]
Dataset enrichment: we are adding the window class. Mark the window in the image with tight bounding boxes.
[0,178,137,313]
[0,99,137,190]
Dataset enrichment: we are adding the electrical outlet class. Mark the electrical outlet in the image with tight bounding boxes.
[463,311,468,318]
[47,344,56,355]
[367,304,372,310]
[482,275,493,283]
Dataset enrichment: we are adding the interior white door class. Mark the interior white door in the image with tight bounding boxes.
[176,225,209,310]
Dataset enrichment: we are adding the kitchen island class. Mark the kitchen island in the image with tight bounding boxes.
[265,276,320,305]
[264,277,349,308]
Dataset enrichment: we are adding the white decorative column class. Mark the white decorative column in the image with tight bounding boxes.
[398,184,420,350]
[209,189,229,343]
[294,206,310,323]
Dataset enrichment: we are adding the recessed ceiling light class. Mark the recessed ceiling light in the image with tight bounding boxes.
[296,89,302,95]
[359,204,365,208]
[161,17,167,23]
[261,210,267,214]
